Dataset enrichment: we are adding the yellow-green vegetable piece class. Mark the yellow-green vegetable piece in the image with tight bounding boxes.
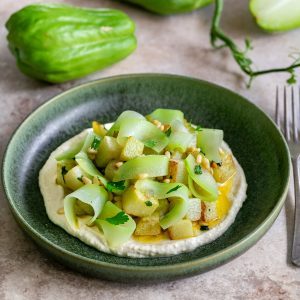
[55,139,85,161]
[122,186,159,217]
[169,159,188,185]
[104,160,119,181]
[196,128,223,163]
[121,0,212,15]
[106,111,145,136]
[56,159,76,186]
[64,184,108,229]
[134,179,189,229]
[250,0,300,32]
[148,108,184,124]
[75,152,107,186]
[6,3,137,83]
[95,202,136,248]
[185,154,218,202]
[168,219,194,240]
[95,136,122,167]
[76,200,94,215]
[113,155,169,181]
[117,118,169,153]
[167,120,194,153]
[135,212,161,236]
[120,136,144,161]
[64,165,90,191]
[156,199,170,217]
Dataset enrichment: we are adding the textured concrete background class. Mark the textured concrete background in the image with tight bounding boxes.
[1,0,300,299]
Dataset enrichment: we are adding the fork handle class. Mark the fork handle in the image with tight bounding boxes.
[292,155,300,266]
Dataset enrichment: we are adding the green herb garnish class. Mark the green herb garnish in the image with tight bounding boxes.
[166,185,181,194]
[144,140,157,148]
[106,211,129,225]
[194,165,202,175]
[61,166,68,183]
[200,225,209,231]
[165,127,172,137]
[195,125,203,131]
[107,180,126,192]
[91,136,101,150]
[77,176,83,182]
[145,200,153,207]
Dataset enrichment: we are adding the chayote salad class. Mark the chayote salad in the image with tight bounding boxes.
[55,109,237,248]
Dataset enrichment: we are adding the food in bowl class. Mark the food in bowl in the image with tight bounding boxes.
[39,109,247,257]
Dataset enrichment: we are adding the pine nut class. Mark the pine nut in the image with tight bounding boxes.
[164,124,171,131]
[202,157,210,170]
[57,207,64,215]
[196,154,202,164]
[138,173,148,179]
[87,147,97,154]
[211,162,218,169]
[92,176,99,185]
[153,120,161,128]
[82,176,92,185]
[164,151,171,159]
[163,178,171,183]
[187,146,197,153]
[115,161,123,168]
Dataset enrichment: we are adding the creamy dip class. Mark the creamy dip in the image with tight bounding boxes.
[39,129,247,258]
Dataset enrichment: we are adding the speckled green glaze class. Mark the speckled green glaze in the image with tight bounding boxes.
[2,74,290,282]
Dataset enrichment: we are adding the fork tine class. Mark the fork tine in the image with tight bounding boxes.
[292,86,298,142]
[275,86,280,126]
[284,86,290,140]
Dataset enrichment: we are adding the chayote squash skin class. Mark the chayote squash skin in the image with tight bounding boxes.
[6,3,137,83]
[249,0,300,32]
[120,0,212,15]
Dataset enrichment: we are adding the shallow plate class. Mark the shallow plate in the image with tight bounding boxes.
[2,74,290,282]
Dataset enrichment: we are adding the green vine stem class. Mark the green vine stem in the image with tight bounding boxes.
[210,0,300,87]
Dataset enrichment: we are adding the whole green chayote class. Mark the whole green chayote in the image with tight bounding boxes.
[6,3,137,83]
[120,0,212,15]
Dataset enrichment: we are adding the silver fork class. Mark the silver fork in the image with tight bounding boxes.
[276,86,300,266]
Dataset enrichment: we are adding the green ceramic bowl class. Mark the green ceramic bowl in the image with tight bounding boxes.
[2,74,290,282]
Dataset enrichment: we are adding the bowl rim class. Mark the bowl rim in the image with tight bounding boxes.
[2,73,291,272]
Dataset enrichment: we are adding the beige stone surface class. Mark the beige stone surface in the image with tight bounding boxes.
[1,0,300,299]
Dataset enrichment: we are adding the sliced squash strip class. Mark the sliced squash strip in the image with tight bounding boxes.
[64,184,108,229]
[134,179,189,229]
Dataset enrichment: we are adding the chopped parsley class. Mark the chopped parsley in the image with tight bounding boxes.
[61,166,68,183]
[166,185,181,194]
[91,136,101,150]
[107,180,126,192]
[77,176,83,182]
[194,165,202,175]
[106,211,129,225]
[200,225,209,231]
[145,200,153,207]
[165,127,172,137]
[195,125,203,131]
[144,140,157,148]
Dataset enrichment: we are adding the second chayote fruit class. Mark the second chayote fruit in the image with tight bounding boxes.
[121,0,212,15]
[6,3,137,83]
